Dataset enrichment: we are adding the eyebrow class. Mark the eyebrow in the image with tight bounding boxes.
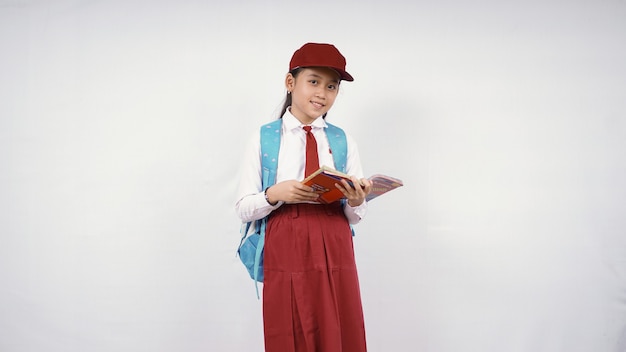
[306,73,340,84]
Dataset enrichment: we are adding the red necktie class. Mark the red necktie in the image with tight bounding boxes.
[303,126,319,177]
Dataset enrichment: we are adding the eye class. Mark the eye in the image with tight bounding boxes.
[327,84,337,90]
[309,80,318,85]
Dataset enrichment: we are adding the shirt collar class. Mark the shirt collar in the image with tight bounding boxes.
[283,108,327,132]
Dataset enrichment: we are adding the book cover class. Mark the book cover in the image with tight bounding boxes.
[301,166,403,204]
[365,174,404,202]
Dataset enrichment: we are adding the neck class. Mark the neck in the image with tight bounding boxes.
[287,107,324,125]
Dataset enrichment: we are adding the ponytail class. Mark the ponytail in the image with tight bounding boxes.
[278,92,292,119]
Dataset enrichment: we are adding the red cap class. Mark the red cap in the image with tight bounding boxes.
[289,43,354,82]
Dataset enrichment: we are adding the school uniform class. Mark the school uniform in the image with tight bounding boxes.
[236,111,368,352]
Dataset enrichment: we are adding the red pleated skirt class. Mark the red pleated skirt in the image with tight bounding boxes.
[262,202,367,352]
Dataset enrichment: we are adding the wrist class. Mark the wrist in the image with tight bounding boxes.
[264,187,277,206]
[348,199,364,207]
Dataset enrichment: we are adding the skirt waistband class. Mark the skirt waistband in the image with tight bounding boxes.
[272,202,343,218]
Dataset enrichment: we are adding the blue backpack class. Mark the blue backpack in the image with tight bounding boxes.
[237,119,348,294]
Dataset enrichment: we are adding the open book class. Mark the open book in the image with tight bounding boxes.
[302,166,403,204]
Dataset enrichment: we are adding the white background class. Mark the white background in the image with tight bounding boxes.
[1,0,625,351]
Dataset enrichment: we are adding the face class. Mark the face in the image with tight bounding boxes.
[285,67,340,125]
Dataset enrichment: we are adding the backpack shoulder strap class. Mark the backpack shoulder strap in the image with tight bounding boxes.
[260,119,282,188]
[250,119,282,294]
[325,122,347,173]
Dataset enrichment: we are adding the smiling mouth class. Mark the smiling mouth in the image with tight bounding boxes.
[311,101,325,109]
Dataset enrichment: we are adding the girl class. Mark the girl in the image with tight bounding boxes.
[235,42,372,352]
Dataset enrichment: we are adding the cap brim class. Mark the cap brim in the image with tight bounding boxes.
[292,65,354,82]
[340,71,354,82]
[335,69,354,82]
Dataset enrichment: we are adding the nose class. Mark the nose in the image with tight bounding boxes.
[315,86,326,99]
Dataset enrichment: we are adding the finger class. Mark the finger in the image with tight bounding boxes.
[336,181,353,196]
[301,188,320,199]
[340,179,356,191]
[295,182,316,192]
[358,180,368,193]
[296,189,318,199]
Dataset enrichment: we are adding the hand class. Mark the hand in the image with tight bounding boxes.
[265,180,319,204]
[336,176,372,207]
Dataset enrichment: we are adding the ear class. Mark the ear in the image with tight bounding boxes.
[285,73,295,92]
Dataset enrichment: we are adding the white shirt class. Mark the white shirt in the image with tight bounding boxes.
[235,110,368,224]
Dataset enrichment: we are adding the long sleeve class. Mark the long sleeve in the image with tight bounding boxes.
[339,133,368,224]
[234,131,283,223]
